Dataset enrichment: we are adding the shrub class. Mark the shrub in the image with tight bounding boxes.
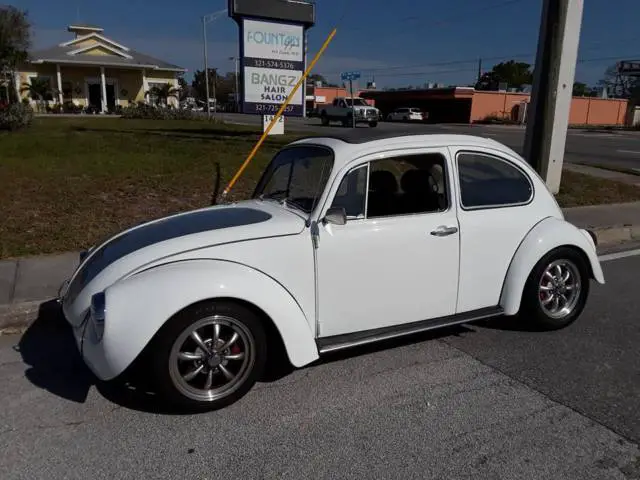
[62,101,83,114]
[0,102,34,131]
[121,103,207,121]
[475,114,518,125]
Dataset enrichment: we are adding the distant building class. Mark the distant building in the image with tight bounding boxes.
[14,24,186,112]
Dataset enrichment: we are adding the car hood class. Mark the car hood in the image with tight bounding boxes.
[61,200,305,324]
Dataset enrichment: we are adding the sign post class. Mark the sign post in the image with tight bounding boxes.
[341,71,361,129]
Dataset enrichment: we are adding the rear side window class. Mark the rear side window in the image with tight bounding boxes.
[457,152,533,209]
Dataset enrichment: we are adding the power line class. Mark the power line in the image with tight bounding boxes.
[347,0,527,35]
[319,38,640,78]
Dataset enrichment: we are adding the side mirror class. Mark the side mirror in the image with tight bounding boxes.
[323,207,347,226]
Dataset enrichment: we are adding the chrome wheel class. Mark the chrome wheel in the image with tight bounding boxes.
[168,315,255,402]
[538,259,582,319]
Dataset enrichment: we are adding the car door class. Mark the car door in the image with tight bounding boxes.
[451,147,539,313]
[315,147,460,338]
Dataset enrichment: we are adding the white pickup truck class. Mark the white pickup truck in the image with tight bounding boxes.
[319,97,380,127]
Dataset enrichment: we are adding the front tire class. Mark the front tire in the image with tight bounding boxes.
[519,247,590,330]
[369,121,378,127]
[150,300,267,411]
[321,113,329,126]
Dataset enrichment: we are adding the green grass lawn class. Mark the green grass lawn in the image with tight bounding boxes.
[1,117,640,259]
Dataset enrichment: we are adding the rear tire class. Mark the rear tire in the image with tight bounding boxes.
[369,121,378,128]
[149,300,267,412]
[519,247,590,330]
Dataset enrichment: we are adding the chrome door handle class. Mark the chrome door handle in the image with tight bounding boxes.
[430,225,458,236]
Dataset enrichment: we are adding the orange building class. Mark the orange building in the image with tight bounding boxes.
[307,85,630,126]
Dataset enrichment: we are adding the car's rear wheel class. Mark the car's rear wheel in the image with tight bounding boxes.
[520,247,590,330]
[369,121,378,127]
[150,300,266,411]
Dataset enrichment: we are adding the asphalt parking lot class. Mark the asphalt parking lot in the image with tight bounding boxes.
[1,248,639,479]
[217,112,640,172]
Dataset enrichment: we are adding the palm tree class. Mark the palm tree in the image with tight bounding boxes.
[145,82,180,107]
[20,77,54,112]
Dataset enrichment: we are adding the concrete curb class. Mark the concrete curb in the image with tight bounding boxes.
[591,224,640,246]
[0,299,60,332]
[0,224,639,333]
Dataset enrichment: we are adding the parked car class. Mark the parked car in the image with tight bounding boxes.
[387,107,427,122]
[58,131,604,411]
[319,97,380,127]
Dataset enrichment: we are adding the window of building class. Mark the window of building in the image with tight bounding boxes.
[457,151,533,209]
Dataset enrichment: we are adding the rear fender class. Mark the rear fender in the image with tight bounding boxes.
[95,259,318,380]
[499,217,605,316]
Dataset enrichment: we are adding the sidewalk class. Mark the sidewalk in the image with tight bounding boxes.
[1,201,640,331]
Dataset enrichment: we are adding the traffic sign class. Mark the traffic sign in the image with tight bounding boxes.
[341,71,361,81]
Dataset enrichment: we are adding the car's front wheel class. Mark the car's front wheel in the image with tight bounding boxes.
[150,300,267,411]
[520,247,590,330]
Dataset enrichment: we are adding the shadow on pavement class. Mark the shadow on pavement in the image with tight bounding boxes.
[15,301,485,414]
[16,300,93,404]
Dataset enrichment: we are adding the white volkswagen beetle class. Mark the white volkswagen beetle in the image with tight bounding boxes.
[59,131,604,411]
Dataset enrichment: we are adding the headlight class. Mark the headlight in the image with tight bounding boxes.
[90,291,106,341]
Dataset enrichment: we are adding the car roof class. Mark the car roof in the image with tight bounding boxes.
[290,131,526,174]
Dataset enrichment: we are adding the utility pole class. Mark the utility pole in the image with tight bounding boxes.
[523,0,584,194]
[202,16,210,119]
[201,9,226,120]
[349,78,355,128]
[477,58,482,85]
[229,56,239,112]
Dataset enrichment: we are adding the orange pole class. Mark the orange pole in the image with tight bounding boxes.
[220,27,338,201]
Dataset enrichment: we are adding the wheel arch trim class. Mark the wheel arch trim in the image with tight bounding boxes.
[499,216,605,316]
[86,259,319,381]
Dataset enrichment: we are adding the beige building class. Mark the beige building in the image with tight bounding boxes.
[15,24,186,112]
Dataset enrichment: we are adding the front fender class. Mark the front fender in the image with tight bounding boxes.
[87,259,319,381]
[499,217,605,316]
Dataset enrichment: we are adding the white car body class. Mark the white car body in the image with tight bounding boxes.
[59,131,604,402]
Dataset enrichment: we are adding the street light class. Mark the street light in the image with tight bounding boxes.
[229,56,240,112]
[202,8,226,119]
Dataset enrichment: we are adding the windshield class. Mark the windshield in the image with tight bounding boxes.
[253,145,334,214]
[344,98,369,106]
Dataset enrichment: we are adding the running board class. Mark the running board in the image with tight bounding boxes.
[316,306,504,354]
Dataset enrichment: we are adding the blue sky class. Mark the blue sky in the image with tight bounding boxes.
[11,0,640,88]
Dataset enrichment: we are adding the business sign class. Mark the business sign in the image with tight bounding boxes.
[243,18,303,62]
[241,18,305,116]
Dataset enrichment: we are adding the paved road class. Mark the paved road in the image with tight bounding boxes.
[1,249,640,479]
[216,112,640,172]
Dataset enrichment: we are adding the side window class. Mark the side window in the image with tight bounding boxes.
[366,153,448,218]
[457,152,533,209]
[330,165,368,219]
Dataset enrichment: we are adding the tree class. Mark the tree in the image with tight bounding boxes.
[20,77,53,112]
[191,68,219,102]
[145,82,180,106]
[0,6,31,102]
[475,60,533,91]
[572,81,592,97]
[308,73,338,87]
[191,69,240,105]
[177,74,189,100]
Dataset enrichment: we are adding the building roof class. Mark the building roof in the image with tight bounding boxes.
[28,26,185,71]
